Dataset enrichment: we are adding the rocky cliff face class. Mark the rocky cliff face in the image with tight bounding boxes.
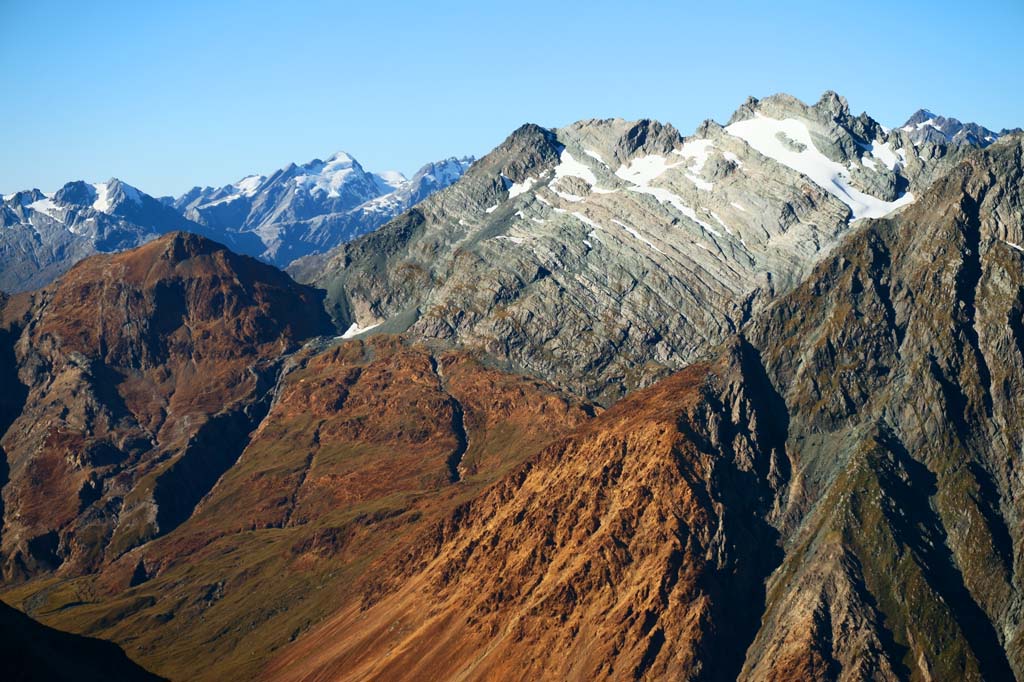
[303,92,983,403]
[738,133,1024,680]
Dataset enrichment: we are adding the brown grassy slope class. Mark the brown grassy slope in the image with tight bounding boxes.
[2,334,591,682]
[266,338,788,682]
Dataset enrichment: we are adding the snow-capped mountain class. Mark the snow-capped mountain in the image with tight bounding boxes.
[0,153,473,292]
[0,179,205,292]
[302,92,1004,402]
[901,109,1020,148]
[172,152,474,265]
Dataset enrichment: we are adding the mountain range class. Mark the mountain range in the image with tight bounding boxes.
[0,152,472,292]
[1,92,1023,682]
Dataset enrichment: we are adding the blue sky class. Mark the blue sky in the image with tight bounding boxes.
[2,0,1021,196]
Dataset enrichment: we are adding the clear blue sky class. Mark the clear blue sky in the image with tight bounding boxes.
[2,0,1021,197]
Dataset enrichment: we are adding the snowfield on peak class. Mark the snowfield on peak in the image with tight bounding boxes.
[725,113,914,220]
[553,149,598,186]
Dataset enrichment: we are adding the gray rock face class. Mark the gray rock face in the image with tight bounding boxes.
[303,91,988,403]
[173,153,474,266]
[0,179,205,293]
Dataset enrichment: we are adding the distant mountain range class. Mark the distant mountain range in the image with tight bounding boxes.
[168,153,473,265]
[901,108,1021,148]
[0,152,473,292]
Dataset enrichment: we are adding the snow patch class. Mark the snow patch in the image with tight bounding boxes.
[710,212,733,235]
[554,149,597,186]
[866,141,901,171]
[374,170,406,190]
[570,211,601,231]
[28,197,62,221]
[725,114,916,220]
[615,154,679,185]
[235,175,265,196]
[340,321,381,339]
[91,183,112,212]
[508,177,537,198]
[583,149,607,166]
[674,139,714,172]
[611,218,664,254]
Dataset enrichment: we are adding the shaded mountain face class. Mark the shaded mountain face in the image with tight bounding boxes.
[0,232,332,581]
[0,179,207,293]
[0,600,165,682]
[265,134,1024,682]
[173,153,474,266]
[302,92,987,403]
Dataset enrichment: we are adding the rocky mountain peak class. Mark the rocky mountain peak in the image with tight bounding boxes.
[52,180,98,206]
[466,123,561,186]
[813,89,851,120]
[154,230,227,262]
[611,118,682,165]
[904,108,939,126]
[4,188,46,206]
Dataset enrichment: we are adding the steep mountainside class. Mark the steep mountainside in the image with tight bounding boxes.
[302,92,988,402]
[267,134,1024,681]
[0,232,332,581]
[173,153,474,265]
[0,179,207,293]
